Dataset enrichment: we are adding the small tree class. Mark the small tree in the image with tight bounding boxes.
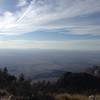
[3,67,8,75]
[19,73,25,82]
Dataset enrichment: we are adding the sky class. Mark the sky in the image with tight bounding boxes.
[0,0,100,50]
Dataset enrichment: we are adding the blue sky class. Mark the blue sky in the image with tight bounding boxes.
[0,0,100,50]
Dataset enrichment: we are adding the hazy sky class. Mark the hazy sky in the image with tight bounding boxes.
[0,0,100,50]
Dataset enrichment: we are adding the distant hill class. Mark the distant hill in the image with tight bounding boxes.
[33,70,65,80]
[86,65,100,77]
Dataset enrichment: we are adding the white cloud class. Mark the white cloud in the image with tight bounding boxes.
[64,25,100,35]
[0,0,100,35]
[0,40,100,50]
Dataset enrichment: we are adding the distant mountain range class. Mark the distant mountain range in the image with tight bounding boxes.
[32,70,65,80]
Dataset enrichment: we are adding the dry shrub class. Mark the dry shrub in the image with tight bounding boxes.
[55,93,88,100]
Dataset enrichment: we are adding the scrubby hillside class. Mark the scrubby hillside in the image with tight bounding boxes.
[0,67,100,100]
